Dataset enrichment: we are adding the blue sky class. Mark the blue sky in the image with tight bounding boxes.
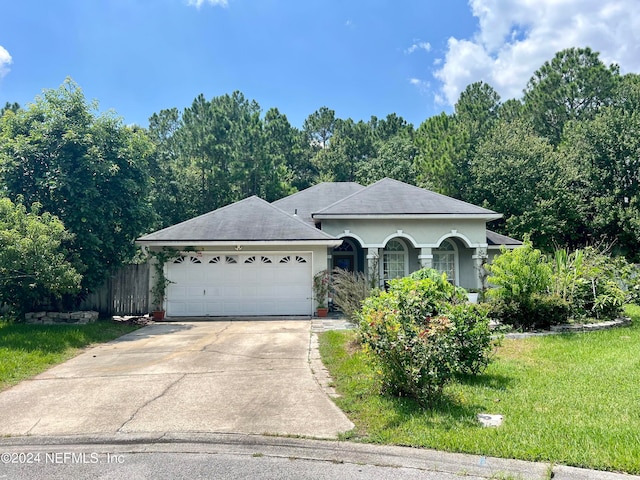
[2,0,640,129]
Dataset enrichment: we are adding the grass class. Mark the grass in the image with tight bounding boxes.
[319,304,640,474]
[0,318,140,391]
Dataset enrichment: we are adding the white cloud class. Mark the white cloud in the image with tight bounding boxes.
[409,77,430,94]
[406,41,431,55]
[434,0,640,106]
[186,0,228,8]
[0,45,12,79]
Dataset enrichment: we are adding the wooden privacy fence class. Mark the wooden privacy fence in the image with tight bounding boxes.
[79,263,150,317]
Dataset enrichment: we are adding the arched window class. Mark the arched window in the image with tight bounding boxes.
[383,239,407,282]
[433,239,457,284]
[333,238,357,271]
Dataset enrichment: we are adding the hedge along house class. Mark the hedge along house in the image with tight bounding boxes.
[137,178,521,317]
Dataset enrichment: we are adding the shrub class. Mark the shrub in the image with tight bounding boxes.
[0,197,82,315]
[331,268,371,320]
[489,294,570,330]
[550,247,628,321]
[445,303,494,374]
[487,237,552,304]
[358,270,495,405]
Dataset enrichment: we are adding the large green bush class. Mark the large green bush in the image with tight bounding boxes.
[550,247,628,321]
[487,243,629,329]
[358,269,494,405]
[0,197,82,315]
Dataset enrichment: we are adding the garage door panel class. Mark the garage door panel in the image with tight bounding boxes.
[166,252,313,316]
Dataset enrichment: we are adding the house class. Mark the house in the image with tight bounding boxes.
[136,178,521,317]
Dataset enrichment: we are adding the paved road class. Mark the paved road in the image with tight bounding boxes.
[0,320,353,438]
[2,433,637,480]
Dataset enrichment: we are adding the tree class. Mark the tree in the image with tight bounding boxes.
[356,135,418,185]
[414,112,458,195]
[523,47,620,144]
[453,81,501,202]
[369,113,413,141]
[559,73,640,259]
[0,79,153,292]
[312,118,374,182]
[147,107,190,229]
[303,106,336,149]
[0,197,81,314]
[0,102,20,117]
[471,119,577,250]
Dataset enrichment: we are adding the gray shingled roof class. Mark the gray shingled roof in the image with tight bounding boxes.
[272,182,365,224]
[137,196,336,242]
[486,229,523,246]
[314,178,499,217]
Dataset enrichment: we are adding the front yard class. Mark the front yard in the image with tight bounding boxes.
[0,319,140,391]
[319,304,640,474]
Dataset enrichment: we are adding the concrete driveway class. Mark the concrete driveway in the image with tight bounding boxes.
[0,320,354,438]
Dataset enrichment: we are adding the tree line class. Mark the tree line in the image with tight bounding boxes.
[0,46,638,313]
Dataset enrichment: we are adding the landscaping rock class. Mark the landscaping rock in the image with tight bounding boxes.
[24,310,100,325]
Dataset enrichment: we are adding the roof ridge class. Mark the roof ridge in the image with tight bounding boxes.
[312,180,380,216]
[264,197,337,240]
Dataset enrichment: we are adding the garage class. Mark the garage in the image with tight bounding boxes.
[165,252,313,316]
[136,196,341,317]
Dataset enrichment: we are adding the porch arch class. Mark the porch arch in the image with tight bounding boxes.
[380,231,419,249]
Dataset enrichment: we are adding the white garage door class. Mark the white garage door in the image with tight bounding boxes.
[165,253,313,316]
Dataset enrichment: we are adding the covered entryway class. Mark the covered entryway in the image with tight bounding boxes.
[166,253,313,316]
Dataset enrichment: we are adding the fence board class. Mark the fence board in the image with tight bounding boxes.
[79,264,150,316]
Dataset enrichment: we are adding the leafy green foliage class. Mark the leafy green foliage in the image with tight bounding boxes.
[486,240,567,330]
[489,294,570,330]
[550,247,628,321]
[358,269,494,405]
[487,238,552,302]
[524,47,620,145]
[0,197,81,314]
[0,79,153,291]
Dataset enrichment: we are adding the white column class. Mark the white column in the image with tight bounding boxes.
[419,247,433,269]
[366,248,380,287]
[472,247,488,290]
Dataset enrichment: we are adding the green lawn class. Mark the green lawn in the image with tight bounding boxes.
[0,319,140,391]
[319,304,640,474]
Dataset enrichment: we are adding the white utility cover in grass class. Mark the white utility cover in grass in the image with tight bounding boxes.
[165,253,313,316]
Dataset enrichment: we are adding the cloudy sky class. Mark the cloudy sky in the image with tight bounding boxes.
[1,0,639,128]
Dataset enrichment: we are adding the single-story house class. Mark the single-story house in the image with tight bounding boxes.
[136,178,521,317]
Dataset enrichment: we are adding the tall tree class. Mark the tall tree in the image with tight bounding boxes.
[523,47,620,145]
[356,135,418,186]
[312,118,373,182]
[471,119,576,250]
[0,79,153,292]
[0,102,20,117]
[303,106,336,149]
[559,73,640,259]
[414,112,459,195]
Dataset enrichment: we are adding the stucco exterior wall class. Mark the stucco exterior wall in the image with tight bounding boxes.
[321,218,488,248]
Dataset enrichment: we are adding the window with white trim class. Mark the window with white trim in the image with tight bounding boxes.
[383,239,407,282]
[433,240,456,284]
